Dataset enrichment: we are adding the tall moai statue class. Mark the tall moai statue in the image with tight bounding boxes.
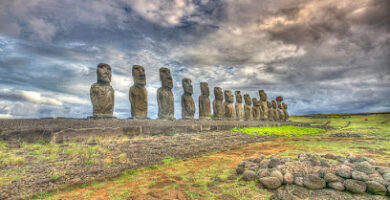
[244,94,252,121]
[157,67,174,120]
[234,91,244,120]
[213,87,224,120]
[252,98,260,120]
[129,65,147,119]
[259,90,269,120]
[267,101,274,121]
[199,82,211,120]
[271,100,279,121]
[224,90,235,120]
[90,63,115,118]
[181,78,195,119]
[276,96,285,121]
[282,102,289,121]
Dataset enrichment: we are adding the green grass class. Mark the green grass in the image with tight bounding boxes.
[231,125,325,137]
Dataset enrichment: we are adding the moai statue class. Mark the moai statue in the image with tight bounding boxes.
[267,101,274,121]
[129,65,147,119]
[252,98,260,120]
[181,78,195,119]
[244,94,252,121]
[234,91,244,120]
[157,67,174,120]
[198,82,211,120]
[224,90,235,120]
[90,63,115,118]
[282,102,289,121]
[213,87,224,120]
[259,90,269,120]
[271,100,279,121]
[276,96,285,121]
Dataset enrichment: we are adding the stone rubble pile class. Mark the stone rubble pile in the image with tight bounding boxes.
[236,153,390,196]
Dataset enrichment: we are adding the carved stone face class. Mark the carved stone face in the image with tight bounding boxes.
[267,101,272,108]
[132,65,146,86]
[159,67,173,89]
[282,102,287,109]
[235,91,242,103]
[244,94,251,105]
[182,78,193,95]
[252,98,260,106]
[259,90,267,101]
[200,82,209,96]
[272,100,277,109]
[224,90,234,103]
[97,63,112,83]
[214,87,223,101]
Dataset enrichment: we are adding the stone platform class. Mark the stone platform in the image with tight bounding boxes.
[0,118,308,144]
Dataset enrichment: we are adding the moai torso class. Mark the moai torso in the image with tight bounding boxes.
[244,94,252,121]
[283,103,289,120]
[129,65,147,119]
[213,87,224,120]
[199,82,211,120]
[90,63,115,118]
[252,98,260,120]
[271,100,279,121]
[267,101,273,121]
[259,90,269,120]
[278,103,285,121]
[224,90,235,120]
[181,78,195,119]
[234,91,244,120]
[157,67,174,120]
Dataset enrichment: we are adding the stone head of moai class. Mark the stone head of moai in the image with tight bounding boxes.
[267,101,272,108]
[272,100,277,109]
[224,90,234,103]
[160,67,173,89]
[214,87,223,101]
[244,94,251,105]
[259,90,267,101]
[200,82,209,96]
[235,91,242,103]
[252,98,260,106]
[182,78,193,95]
[97,63,112,84]
[282,102,288,109]
[132,65,146,87]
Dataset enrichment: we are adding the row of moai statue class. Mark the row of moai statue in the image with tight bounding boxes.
[90,63,289,121]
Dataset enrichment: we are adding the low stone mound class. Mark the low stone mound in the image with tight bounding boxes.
[329,132,361,137]
[236,153,390,198]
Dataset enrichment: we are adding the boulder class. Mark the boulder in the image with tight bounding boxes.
[303,174,326,190]
[375,166,390,175]
[355,161,374,174]
[268,158,281,168]
[370,178,390,187]
[351,171,369,181]
[336,156,347,163]
[242,170,257,181]
[294,177,304,186]
[236,167,245,175]
[324,173,343,183]
[257,169,270,178]
[270,170,283,183]
[323,153,336,160]
[260,176,282,189]
[383,173,390,182]
[283,173,294,184]
[336,168,352,179]
[344,179,367,194]
[328,182,345,191]
[366,181,387,196]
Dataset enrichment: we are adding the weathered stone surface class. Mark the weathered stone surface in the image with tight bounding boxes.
[271,100,279,121]
[260,176,282,189]
[328,182,345,191]
[268,158,281,168]
[276,96,285,121]
[259,90,269,120]
[243,94,252,121]
[224,90,235,120]
[303,174,326,189]
[236,167,245,175]
[234,91,244,121]
[376,166,390,175]
[355,161,374,174]
[252,98,260,120]
[270,170,284,183]
[199,82,211,120]
[283,172,294,184]
[336,168,352,179]
[157,67,174,120]
[242,170,257,181]
[352,170,369,181]
[383,173,390,181]
[366,181,387,195]
[282,102,289,121]
[90,63,115,118]
[129,65,147,119]
[324,173,343,183]
[344,179,367,194]
[181,78,195,119]
[267,101,273,121]
[294,177,304,186]
[213,87,224,120]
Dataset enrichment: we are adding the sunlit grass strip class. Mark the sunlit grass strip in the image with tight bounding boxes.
[231,125,325,137]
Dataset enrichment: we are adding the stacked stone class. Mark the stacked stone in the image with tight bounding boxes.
[237,153,390,196]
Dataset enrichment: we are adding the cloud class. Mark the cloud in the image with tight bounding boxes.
[0,90,62,106]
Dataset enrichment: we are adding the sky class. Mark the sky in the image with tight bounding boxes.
[0,0,389,119]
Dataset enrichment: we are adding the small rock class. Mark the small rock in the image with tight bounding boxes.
[328,182,345,191]
[270,170,283,183]
[320,159,329,167]
[257,169,270,178]
[303,174,326,190]
[294,177,304,186]
[324,173,343,183]
[370,178,390,187]
[242,170,257,181]
[283,173,294,184]
[344,179,367,194]
[260,160,270,168]
[318,169,328,178]
[259,176,282,189]
[323,153,336,160]
[383,173,390,182]
[366,181,387,196]
[268,158,281,168]
[336,168,351,179]
[336,156,347,163]
[355,161,374,174]
[351,171,369,181]
[237,161,245,168]
[376,166,390,175]
[236,167,245,175]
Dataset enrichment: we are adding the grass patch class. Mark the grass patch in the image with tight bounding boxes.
[231,125,325,137]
